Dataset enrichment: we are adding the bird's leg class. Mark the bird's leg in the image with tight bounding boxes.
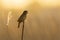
[21,21,24,40]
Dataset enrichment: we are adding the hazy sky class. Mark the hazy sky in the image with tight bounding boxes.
[0,0,60,9]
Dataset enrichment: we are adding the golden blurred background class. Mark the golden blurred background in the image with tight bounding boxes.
[0,0,60,40]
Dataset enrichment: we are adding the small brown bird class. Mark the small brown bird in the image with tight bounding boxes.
[17,10,28,28]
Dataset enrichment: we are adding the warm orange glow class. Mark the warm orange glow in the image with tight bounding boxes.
[2,0,33,9]
[37,0,60,7]
[1,0,60,9]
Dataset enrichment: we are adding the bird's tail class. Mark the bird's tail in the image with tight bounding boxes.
[18,22,20,28]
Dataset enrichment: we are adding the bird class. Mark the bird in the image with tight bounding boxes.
[17,10,28,28]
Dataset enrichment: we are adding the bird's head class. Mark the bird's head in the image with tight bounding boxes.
[23,10,28,15]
